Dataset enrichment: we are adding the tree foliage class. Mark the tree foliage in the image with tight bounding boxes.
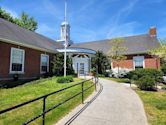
[149,40,166,62]
[91,51,111,74]
[107,38,127,75]
[52,53,74,76]
[108,38,127,60]
[0,8,37,31]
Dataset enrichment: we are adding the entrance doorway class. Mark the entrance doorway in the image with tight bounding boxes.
[79,63,84,74]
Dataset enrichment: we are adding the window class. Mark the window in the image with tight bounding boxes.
[10,48,25,73]
[40,54,49,73]
[133,56,144,69]
[80,63,84,74]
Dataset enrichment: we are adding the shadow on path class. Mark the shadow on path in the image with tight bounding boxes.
[64,82,103,125]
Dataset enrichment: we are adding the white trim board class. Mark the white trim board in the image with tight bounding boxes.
[9,47,25,74]
[40,54,49,74]
[0,38,57,54]
[133,56,145,70]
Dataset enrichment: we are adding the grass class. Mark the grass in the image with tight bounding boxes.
[102,77,130,83]
[136,90,166,125]
[0,76,94,125]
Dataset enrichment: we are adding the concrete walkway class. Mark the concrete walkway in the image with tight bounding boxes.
[56,78,148,125]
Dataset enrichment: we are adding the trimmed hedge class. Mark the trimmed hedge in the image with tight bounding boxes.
[56,76,74,83]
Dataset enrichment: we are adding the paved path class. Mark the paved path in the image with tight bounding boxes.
[56,78,148,125]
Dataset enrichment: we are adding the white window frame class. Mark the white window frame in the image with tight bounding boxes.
[9,47,25,74]
[133,56,145,70]
[40,54,49,74]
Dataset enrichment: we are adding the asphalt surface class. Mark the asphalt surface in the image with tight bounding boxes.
[56,78,148,125]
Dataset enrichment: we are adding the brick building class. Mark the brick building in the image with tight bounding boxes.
[69,27,160,74]
[0,17,161,81]
[0,18,62,80]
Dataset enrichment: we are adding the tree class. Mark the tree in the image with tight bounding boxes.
[0,7,14,22]
[0,8,37,31]
[52,53,74,76]
[149,40,166,62]
[19,12,37,31]
[107,38,127,76]
[149,40,166,74]
[91,51,111,74]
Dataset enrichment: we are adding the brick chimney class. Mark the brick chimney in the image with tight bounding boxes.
[149,27,157,37]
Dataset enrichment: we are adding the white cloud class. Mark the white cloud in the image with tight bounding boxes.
[72,26,98,43]
[144,0,164,4]
[71,0,140,42]
[106,22,139,38]
[36,23,58,39]
[111,0,139,24]
[103,0,139,38]
[158,27,166,39]
[42,0,63,20]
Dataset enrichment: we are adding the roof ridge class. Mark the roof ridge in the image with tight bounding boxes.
[74,34,149,45]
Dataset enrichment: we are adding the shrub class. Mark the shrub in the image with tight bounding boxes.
[137,76,156,90]
[67,68,75,75]
[121,78,130,83]
[97,74,105,77]
[44,72,53,78]
[90,68,96,74]
[103,72,109,77]
[127,69,163,83]
[57,76,74,83]
[161,85,166,90]
[131,75,138,80]
[161,64,166,75]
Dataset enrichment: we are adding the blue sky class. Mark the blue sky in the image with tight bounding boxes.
[0,0,166,43]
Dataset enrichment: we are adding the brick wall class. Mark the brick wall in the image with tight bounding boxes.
[0,41,54,80]
[112,54,160,69]
[144,56,160,69]
[112,55,134,69]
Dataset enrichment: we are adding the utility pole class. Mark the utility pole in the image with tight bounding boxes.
[64,0,67,77]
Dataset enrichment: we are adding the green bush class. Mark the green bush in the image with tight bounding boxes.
[137,76,156,90]
[127,69,163,83]
[161,64,166,75]
[90,68,96,74]
[161,85,166,90]
[103,72,109,77]
[97,74,105,77]
[57,76,74,83]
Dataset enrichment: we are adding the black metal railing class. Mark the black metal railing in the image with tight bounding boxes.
[0,77,98,125]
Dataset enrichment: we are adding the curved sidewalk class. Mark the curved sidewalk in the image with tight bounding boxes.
[56,78,148,125]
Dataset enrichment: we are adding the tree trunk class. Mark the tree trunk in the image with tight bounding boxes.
[117,63,119,78]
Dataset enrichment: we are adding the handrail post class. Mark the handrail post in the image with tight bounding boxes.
[95,76,97,91]
[42,97,46,125]
[81,82,84,104]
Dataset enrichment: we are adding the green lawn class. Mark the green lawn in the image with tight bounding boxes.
[103,76,166,124]
[136,90,166,125]
[102,77,130,83]
[0,77,94,125]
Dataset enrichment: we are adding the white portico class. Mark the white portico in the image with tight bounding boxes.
[56,1,96,75]
[57,48,96,75]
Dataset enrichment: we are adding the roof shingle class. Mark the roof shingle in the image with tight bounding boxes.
[0,18,63,53]
[70,34,160,55]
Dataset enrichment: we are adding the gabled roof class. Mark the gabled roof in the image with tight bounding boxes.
[0,18,63,53]
[70,34,160,55]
